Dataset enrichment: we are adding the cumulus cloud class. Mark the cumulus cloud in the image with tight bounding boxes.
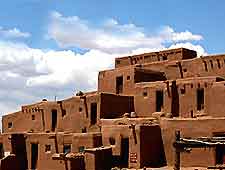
[47,11,203,53]
[0,12,206,116]
[0,27,31,39]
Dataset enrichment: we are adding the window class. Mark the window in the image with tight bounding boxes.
[183,68,187,72]
[62,109,66,117]
[203,61,208,71]
[63,144,71,154]
[79,107,82,112]
[163,56,167,60]
[217,59,221,69]
[32,115,35,120]
[109,137,116,145]
[143,91,148,97]
[127,76,130,80]
[8,122,12,128]
[210,60,214,69]
[45,145,51,152]
[78,146,85,153]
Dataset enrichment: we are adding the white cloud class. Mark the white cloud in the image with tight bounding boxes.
[0,12,206,117]
[47,11,203,53]
[0,27,31,38]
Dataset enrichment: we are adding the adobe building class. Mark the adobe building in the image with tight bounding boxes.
[0,47,225,170]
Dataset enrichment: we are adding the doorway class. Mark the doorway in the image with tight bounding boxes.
[91,103,97,125]
[197,88,204,111]
[31,143,38,170]
[11,134,28,170]
[121,138,129,167]
[116,76,123,94]
[51,109,57,131]
[156,90,164,112]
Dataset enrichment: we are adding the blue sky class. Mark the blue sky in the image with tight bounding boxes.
[0,0,224,115]
[1,0,225,53]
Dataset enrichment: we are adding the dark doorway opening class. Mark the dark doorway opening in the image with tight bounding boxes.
[31,143,38,170]
[197,88,204,111]
[171,81,179,117]
[120,138,129,167]
[51,109,57,131]
[156,90,164,112]
[91,103,97,125]
[214,133,225,164]
[0,143,4,159]
[11,134,28,170]
[116,76,123,94]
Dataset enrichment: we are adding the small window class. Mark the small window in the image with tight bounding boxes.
[163,56,167,60]
[203,61,208,72]
[217,59,221,69]
[8,122,12,128]
[183,68,187,72]
[62,109,66,117]
[81,127,87,133]
[78,146,85,153]
[127,76,130,80]
[32,115,35,120]
[210,60,214,69]
[109,137,116,145]
[190,84,193,88]
[143,91,148,97]
[63,145,71,154]
[45,145,51,152]
[180,88,185,94]
[79,107,82,112]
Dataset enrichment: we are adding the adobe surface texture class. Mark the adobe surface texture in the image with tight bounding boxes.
[0,47,225,170]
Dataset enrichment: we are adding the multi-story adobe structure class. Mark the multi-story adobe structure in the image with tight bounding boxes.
[0,47,225,170]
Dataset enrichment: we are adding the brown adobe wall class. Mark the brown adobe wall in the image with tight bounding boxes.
[134,77,223,118]
[160,118,225,167]
[115,48,197,68]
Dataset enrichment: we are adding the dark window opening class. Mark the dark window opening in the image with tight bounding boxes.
[116,60,120,65]
[191,84,193,88]
[45,145,51,152]
[8,122,12,128]
[78,146,85,153]
[163,56,167,60]
[51,109,57,132]
[156,90,164,112]
[190,110,194,118]
[143,91,148,97]
[32,115,35,120]
[79,107,83,112]
[62,109,66,117]
[127,76,130,80]
[183,68,187,72]
[180,88,185,94]
[91,103,97,125]
[210,60,214,69]
[197,88,204,111]
[203,61,208,71]
[81,127,87,133]
[63,144,71,154]
[31,143,38,170]
[116,76,123,94]
[120,138,129,167]
[217,59,221,69]
[109,137,116,145]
